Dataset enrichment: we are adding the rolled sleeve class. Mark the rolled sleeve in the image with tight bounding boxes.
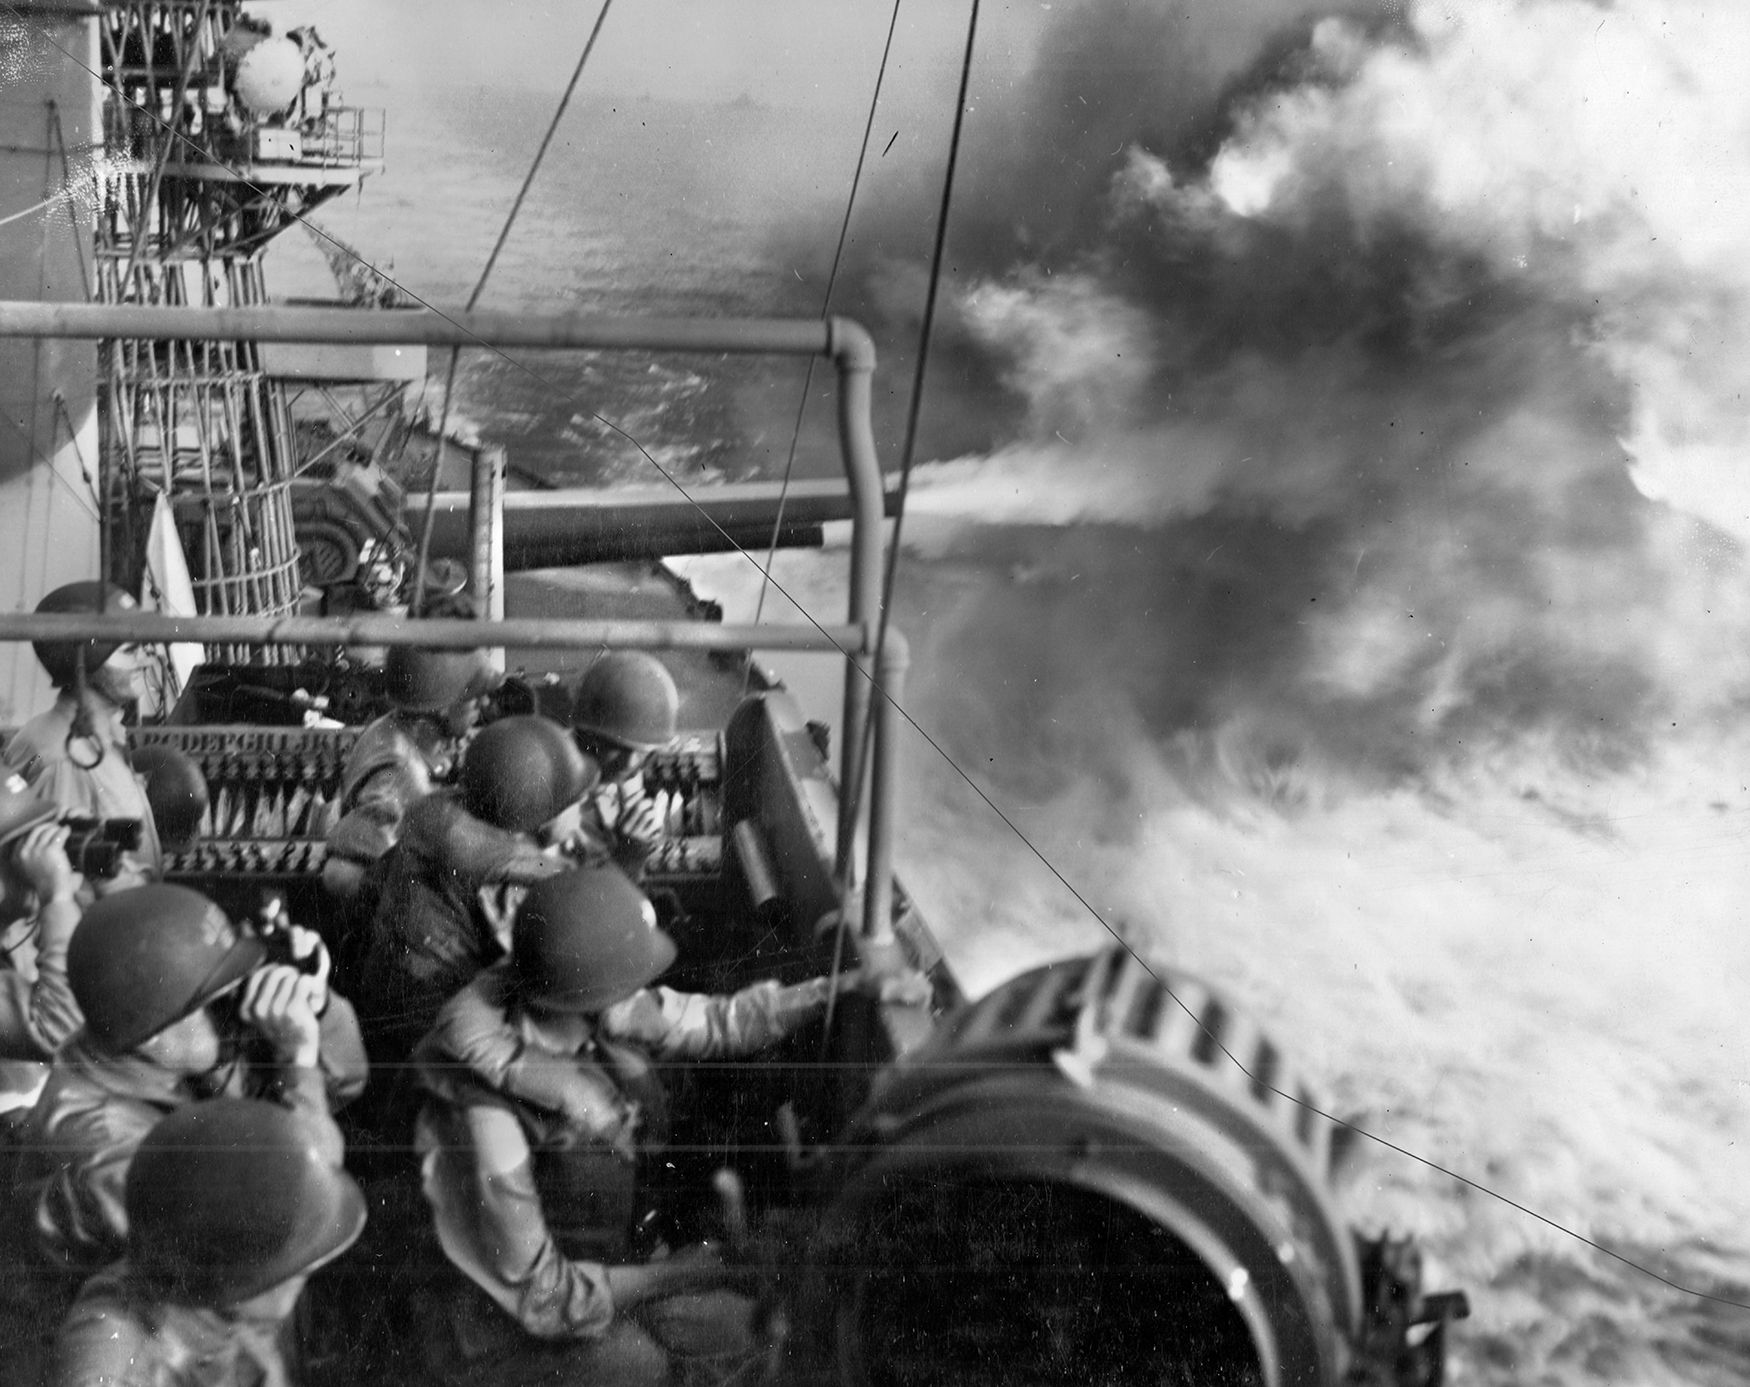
[314,992,369,1109]
[32,1098,151,1270]
[601,977,834,1060]
[28,897,86,1054]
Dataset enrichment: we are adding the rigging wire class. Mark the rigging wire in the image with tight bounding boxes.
[4,1,1742,1319]
[110,0,213,300]
[0,403,100,525]
[745,0,907,683]
[47,102,91,300]
[0,186,76,231]
[833,0,981,930]
[411,0,617,615]
[876,0,980,649]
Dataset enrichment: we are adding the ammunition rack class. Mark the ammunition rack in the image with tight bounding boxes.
[132,726,359,885]
[2,722,729,904]
[623,733,726,892]
[136,724,729,889]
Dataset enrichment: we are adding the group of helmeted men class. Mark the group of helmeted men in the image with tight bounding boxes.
[0,581,896,1387]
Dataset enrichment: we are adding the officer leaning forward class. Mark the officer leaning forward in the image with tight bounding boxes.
[2,583,163,893]
[20,884,366,1286]
[352,713,593,1073]
[406,865,884,1387]
[44,1097,366,1387]
[322,643,500,918]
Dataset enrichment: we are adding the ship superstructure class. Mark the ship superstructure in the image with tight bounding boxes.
[93,1,379,661]
[0,3,102,721]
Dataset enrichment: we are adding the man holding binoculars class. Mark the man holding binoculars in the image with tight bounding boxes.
[0,776,86,1061]
[1,582,163,893]
[19,883,367,1277]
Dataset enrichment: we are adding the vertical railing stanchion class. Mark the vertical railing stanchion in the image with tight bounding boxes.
[470,443,508,671]
[828,317,882,890]
[862,629,907,947]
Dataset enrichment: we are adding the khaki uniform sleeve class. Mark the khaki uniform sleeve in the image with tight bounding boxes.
[314,991,369,1110]
[601,976,835,1060]
[423,975,636,1155]
[32,1096,153,1271]
[44,1290,156,1387]
[27,897,85,1054]
[11,748,98,820]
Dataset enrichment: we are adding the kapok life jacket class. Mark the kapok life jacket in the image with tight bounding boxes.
[521,1036,672,1264]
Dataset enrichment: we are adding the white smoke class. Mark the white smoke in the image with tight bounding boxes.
[1201,2,1750,540]
[551,7,1750,1379]
[865,4,1750,1378]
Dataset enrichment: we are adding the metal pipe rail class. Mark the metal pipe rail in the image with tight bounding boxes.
[0,301,884,840]
[0,302,873,363]
[0,613,866,653]
[863,629,908,947]
[0,299,897,939]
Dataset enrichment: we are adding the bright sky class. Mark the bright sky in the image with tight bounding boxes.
[294,1,1041,107]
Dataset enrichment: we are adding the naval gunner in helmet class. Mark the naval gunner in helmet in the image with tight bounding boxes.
[3,582,163,892]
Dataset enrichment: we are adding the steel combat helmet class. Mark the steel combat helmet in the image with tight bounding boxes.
[67,884,266,1052]
[459,714,596,833]
[127,1097,367,1305]
[130,743,209,852]
[383,644,500,715]
[511,866,674,1013]
[571,652,679,751]
[31,581,138,688]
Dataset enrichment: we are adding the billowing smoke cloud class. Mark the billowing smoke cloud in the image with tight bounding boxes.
[736,8,1750,1375]
[850,0,1750,803]
[1197,2,1750,538]
[650,9,1750,1378]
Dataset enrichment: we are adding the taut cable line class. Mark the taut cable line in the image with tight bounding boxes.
[412,0,618,615]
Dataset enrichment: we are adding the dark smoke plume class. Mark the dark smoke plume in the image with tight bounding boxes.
[794,0,1750,806]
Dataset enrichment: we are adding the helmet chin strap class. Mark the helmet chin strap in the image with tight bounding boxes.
[65,643,105,771]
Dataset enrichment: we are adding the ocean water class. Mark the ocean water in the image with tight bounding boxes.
[300,45,1750,1387]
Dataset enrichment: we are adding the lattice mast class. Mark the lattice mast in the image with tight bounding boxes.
[96,1,380,659]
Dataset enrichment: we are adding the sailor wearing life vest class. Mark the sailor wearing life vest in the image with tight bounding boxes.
[351,714,593,1073]
[323,643,501,915]
[408,865,867,1385]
